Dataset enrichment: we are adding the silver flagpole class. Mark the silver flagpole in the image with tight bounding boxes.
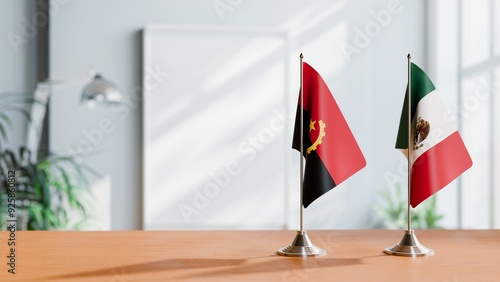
[384,54,434,257]
[407,53,412,233]
[299,53,304,232]
[277,53,326,257]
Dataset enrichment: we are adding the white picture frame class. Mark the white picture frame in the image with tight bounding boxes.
[142,24,292,230]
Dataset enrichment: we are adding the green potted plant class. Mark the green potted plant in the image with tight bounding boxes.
[0,92,94,230]
[373,181,444,229]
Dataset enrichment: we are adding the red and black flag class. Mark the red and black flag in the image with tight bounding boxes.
[293,62,366,208]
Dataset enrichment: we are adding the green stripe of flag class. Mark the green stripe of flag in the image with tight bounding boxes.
[395,63,437,149]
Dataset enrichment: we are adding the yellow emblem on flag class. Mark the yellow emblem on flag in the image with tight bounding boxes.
[307,119,326,154]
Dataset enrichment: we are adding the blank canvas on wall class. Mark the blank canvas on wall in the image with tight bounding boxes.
[142,24,292,229]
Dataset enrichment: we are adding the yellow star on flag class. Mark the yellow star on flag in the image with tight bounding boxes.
[309,120,316,132]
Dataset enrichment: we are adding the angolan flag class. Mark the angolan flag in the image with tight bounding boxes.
[396,62,473,208]
[293,62,366,208]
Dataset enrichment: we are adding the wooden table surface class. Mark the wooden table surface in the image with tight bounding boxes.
[0,230,499,281]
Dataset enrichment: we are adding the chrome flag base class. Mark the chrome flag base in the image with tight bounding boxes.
[384,230,434,257]
[277,230,326,257]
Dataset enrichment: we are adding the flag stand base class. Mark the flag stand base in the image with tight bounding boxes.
[277,230,326,257]
[383,230,434,257]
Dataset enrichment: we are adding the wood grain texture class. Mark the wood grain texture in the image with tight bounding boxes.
[0,230,499,281]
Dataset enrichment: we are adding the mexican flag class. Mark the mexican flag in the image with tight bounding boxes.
[293,62,366,208]
[395,62,473,208]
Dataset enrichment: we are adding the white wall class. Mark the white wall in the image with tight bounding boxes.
[0,0,38,150]
[49,0,426,230]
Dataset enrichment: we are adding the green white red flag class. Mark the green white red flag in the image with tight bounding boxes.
[395,63,473,207]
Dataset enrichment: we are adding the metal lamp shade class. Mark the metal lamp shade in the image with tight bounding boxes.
[81,74,122,106]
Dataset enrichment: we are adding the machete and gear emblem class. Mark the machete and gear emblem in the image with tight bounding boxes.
[307,119,326,154]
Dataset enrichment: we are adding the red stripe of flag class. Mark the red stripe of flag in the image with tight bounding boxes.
[303,63,366,185]
[410,131,473,207]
